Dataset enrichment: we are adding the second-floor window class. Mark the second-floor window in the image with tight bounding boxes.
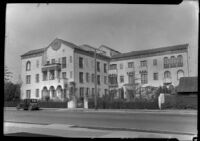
[43,71,47,81]
[35,74,39,83]
[70,56,72,63]
[140,60,147,67]
[79,72,83,83]
[86,72,90,83]
[164,71,171,79]
[177,55,183,67]
[109,64,117,70]
[62,72,66,79]
[62,57,66,68]
[26,61,31,71]
[91,74,95,83]
[120,76,124,83]
[153,59,157,66]
[26,75,31,84]
[170,56,176,68]
[35,89,39,97]
[70,71,73,78]
[36,60,39,68]
[153,73,158,80]
[97,75,100,85]
[141,72,148,84]
[104,63,107,73]
[108,75,118,85]
[97,62,100,72]
[128,73,135,84]
[128,62,134,68]
[164,57,169,68]
[51,59,55,64]
[79,57,83,69]
[104,76,107,84]
[49,70,55,80]
[120,63,123,69]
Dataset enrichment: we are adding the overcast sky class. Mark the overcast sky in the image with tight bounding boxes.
[5,2,198,83]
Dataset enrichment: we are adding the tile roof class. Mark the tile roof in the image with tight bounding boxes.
[21,47,46,57]
[111,43,188,59]
[99,45,121,53]
[176,77,198,93]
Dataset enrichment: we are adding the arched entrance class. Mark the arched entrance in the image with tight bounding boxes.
[42,87,49,100]
[56,85,63,101]
[49,86,56,99]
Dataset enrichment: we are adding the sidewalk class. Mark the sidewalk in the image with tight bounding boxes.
[4,107,197,115]
[4,121,196,140]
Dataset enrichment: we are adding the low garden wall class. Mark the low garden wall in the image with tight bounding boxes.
[162,94,197,109]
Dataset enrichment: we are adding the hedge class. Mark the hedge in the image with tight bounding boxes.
[4,101,68,108]
[88,98,159,109]
[162,94,197,109]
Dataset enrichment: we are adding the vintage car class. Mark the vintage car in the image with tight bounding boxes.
[16,99,40,110]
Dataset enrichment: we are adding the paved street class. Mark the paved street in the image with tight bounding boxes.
[4,108,197,139]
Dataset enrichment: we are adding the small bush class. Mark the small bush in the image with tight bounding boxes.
[38,101,68,108]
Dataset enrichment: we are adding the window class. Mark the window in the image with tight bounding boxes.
[177,55,183,67]
[35,74,39,83]
[153,73,158,80]
[36,60,39,68]
[120,63,123,69]
[141,72,148,84]
[92,88,95,97]
[104,63,107,73]
[79,72,83,83]
[26,90,31,99]
[109,64,117,70]
[153,59,157,66]
[43,71,47,81]
[51,59,55,64]
[97,75,100,85]
[79,57,83,69]
[170,56,176,68]
[104,89,108,95]
[128,62,134,68]
[86,73,89,83]
[91,74,95,83]
[86,88,90,97]
[85,58,88,67]
[58,58,61,64]
[70,56,72,63]
[62,72,66,79]
[26,61,31,71]
[62,57,66,68]
[70,71,73,78]
[97,61,100,72]
[35,89,39,97]
[164,71,171,79]
[177,70,184,80]
[120,76,124,83]
[140,60,147,67]
[104,76,107,84]
[128,73,135,84]
[26,75,31,84]
[49,70,55,80]
[164,57,169,68]
[80,87,84,97]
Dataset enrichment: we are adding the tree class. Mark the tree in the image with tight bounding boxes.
[4,66,12,82]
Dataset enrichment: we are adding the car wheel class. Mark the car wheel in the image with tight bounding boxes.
[28,106,32,111]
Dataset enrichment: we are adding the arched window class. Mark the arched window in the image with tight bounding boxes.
[177,55,183,67]
[163,57,169,68]
[177,70,184,80]
[26,61,31,71]
[164,71,171,79]
[170,56,176,68]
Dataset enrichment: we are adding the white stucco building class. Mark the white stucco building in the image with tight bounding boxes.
[20,38,190,105]
[109,44,189,99]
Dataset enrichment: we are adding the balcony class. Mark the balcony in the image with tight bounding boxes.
[108,69,118,74]
[42,63,61,72]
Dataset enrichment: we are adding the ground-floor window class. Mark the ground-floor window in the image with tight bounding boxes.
[80,87,84,97]
[141,72,148,84]
[26,90,31,99]
[35,89,39,97]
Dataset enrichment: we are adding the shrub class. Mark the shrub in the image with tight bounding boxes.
[38,101,68,108]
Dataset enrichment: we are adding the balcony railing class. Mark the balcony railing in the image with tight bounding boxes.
[42,63,61,71]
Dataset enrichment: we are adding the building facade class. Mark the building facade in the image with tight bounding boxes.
[109,44,189,99]
[21,38,189,104]
[21,38,110,103]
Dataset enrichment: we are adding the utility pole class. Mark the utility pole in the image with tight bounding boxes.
[94,49,98,110]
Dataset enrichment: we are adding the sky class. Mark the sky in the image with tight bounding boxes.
[5,2,198,83]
